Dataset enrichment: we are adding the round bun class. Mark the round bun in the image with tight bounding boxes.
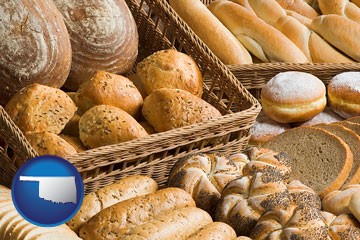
[75,71,143,116]
[261,71,326,123]
[136,49,203,97]
[79,105,148,149]
[297,107,343,127]
[249,111,291,146]
[24,132,77,165]
[328,72,360,118]
[5,84,77,134]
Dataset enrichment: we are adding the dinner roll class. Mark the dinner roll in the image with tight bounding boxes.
[75,71,143,116]
[79,105,148,149]
[136,49,203,97]
[5,84,77,134]
[328,72,360,118]
[261,71,326,123]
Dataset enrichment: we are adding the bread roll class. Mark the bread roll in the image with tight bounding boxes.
[169,0,253,64]
[310,15,360,62]
[75,71,143,116]
[323,212,360,239]
[349,191,360,223]
[58,135,85,153]
[139,121,156,134]
[53,0,138,90]
[230,0,257,15]
[121,207,212,240]
[287,180,321,209]
[136,49,203,97]
[142,88,222,132]
[0,0,71,105]
[5,84,77,134]
[67,175,157,233]
[79,105,148,149]
[168,154,242,214]
[248,0,287,26]
[318,0,360,23]
[24,132,77,161]
[183,222,237,240]
[261,72,327,123]
[352,0,360,7]
[209,0,309,63]
[275,0,319,18]
[127,74,147,99]
[79,188,196,240]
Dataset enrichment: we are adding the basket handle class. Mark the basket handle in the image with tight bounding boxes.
[0,105,38,186]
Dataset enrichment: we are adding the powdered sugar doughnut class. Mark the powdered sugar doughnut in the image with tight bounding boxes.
[249,111,291,146]
[328,72,360,118]
[261,71,326,123]
[297,107,343,127]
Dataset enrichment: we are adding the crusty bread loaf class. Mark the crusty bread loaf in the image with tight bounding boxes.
[186,222,237,240]
[318,0,360,23]
[264,127,353,198]
[24,132,77,161]
[275,0,319,18]
[0,0,71,105]
[53,0,138,90]
[310,15,360,62]
[79,105,148,149]
[142,88,222,132]
[168,154,241,213]
[215,173,292,235]
[5,84,77,134]
[79,187,196,240]
[322,184,360,216]
[136,49,203,97]
[209,0,309,63]
[121,207,213,240]
[315,124,360,185]
[67,175,158,233]
[169,0,252,64]
[75,70,143,116]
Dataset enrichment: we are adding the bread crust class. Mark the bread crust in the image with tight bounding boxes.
[276,0,319,18]
[186,222,237,240]
[318,0,360,23]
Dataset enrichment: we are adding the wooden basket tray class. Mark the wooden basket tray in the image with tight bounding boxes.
[0,0,261,192]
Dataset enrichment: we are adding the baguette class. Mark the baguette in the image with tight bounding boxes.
[187,222,237,240]
[310,15,360,62]
[209,0,309,63]
[275,0,319,19]
[169,0,252,64]
[79,187,196,240]
[248,0,287,26]
[230,0,257,15]
[67,175,158,233]
[318,0,360,23]
[121,207,213,240]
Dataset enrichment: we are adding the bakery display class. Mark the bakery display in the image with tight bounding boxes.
[328,72,360,118]
[53,0,138,90]
[136,49,203,97]
[261,71,327,123]
[0,0,71,105]
[142,88,222,132]
[75,70,143,116]
[79,105,148,149]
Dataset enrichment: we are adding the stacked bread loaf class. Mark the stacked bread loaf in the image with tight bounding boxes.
[170,0,360,63]
[168,147,360,239]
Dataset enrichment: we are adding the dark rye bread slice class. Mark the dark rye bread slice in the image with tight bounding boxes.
[334,121,360,136]
[314,124,360,185]
[347,116,360,124]
[263,127,353,198]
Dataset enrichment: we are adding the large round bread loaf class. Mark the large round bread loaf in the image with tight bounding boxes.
[263,127,353,198]
[53,0,138,90]
[0,0,71,104]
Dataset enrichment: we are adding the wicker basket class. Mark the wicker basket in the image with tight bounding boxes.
[0,0,261,192]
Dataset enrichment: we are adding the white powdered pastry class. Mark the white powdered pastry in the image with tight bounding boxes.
[329,72,360,93]
[299,107,343,126]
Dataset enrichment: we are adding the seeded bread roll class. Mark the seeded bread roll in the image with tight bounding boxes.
[136,49,203,97]
[142,88,222,132]
[121,207,213,240]
[24,132,77,162]
[322,212,360,239]
[79,105,148,149]
[79,188,196,240]
[185,222,237,240]
[261,72,327,123]
[328,72,360,118]
[264,127,353,198]
[215,173,292,236]
[168,154,242,214]
[287,180,322,209]
[5,84,77,134]
[67,175,158,233]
